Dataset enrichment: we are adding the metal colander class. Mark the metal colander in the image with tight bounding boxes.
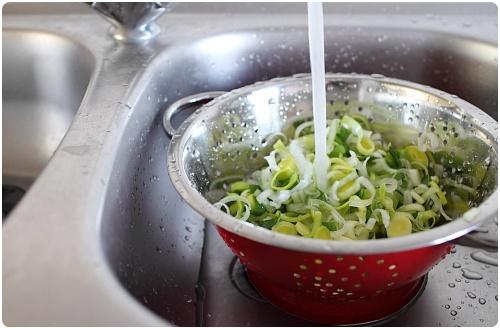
[165,73,497,324]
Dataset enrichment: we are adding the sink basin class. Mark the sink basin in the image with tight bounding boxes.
[101,17,497,326]
[2,30,94,216]
[3,3,497,326]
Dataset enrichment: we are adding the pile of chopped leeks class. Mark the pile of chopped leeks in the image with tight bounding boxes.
[213,114,476,240]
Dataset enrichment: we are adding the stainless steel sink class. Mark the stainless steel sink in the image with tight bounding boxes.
[2,30,94,215]
[3,3,498,326]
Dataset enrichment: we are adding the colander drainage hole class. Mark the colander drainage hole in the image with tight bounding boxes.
[3,184,26,219]
[229,257,268,303]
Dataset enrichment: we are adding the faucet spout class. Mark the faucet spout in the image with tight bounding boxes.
[86,2,166,42]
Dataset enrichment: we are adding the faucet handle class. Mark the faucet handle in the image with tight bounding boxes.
[86,2,167,42]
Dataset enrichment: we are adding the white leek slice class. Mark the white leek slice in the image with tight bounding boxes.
[411,190,425,204]
[214,195,252,207]
[264,150,278,171]
[341,115,363,137]
[289,140,314,192]
[377,178,398,193]
[370,158,397,174]
[349,177,375,207]
[375,209,391,229]
[366,217,377,230]
[406,169,421,187]
[398,203,426,212]
[256,189,273,205]
[241,205,251,221]
[294,121,314,139]
[327,119,340,153]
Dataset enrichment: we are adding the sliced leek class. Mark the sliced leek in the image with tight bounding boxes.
[214,114,474,240]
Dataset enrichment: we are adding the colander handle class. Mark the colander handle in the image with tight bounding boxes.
[162,91,226,138]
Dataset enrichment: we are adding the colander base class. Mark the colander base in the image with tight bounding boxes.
[247,269,427,326]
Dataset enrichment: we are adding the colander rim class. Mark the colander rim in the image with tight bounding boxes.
[167,73,498,255]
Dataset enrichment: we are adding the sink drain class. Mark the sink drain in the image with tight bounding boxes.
[3,185,26,219]
[229,257,268,303]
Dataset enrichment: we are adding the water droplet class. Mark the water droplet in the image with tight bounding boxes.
[377,35,388,43]
[448,283,456,288]
[184,295,193,303]
[452,262,462,268]
[450,310,458,316]
[461,268,483,280]
[478,298,486,305]
[471,251,498,267]
[445,304,451,309]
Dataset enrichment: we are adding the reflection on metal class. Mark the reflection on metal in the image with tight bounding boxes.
[2,30,94,192]
[86,2,166,42]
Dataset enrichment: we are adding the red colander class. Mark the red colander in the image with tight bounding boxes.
[218,226,448,324]
[165,74,498,325]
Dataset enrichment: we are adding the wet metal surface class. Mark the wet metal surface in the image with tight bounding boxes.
[2,30,94,191]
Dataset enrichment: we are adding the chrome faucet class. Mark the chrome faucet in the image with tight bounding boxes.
[86,2,166,42]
